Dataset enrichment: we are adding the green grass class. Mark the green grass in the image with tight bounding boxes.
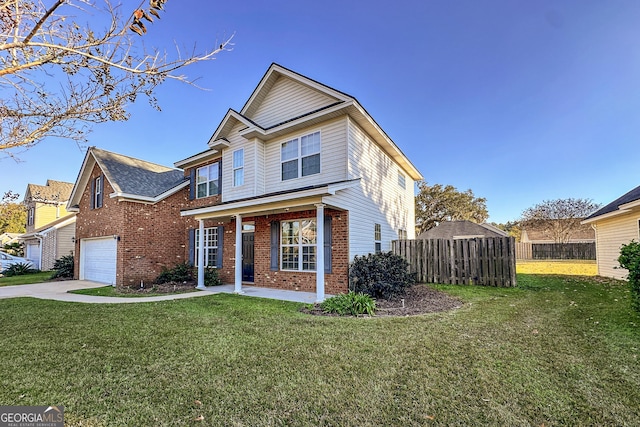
[0,271,53,286]
[69,286,198,298]
[0,274,639,426]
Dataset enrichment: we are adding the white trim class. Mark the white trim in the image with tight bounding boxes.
[280,130,321,182]
[315,204,325,303]
[109,180,190,204]
[174,149,222,169]
[234,215,243,294]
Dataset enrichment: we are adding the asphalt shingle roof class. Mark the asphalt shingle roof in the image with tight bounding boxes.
[91,148,187,198]
[26,180,74,202]
[417,221,508,239]
[585,184,640,220]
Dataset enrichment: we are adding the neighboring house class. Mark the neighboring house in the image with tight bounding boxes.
[67,63,423,300]
[417,221,508,240]
[0,233,19,247]
[520,222,595,244]
[19,180,75,270]
[582,184,640,279]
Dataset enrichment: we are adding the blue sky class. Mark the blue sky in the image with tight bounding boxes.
[2,0,640,224]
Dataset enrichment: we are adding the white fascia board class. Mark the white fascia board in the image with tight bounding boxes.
[110,181,189,204]
[174,149,221,169]
[581,208,630,224]
[181,187,334,218]
[618,199,640,211]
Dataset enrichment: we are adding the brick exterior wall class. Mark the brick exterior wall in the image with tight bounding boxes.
[75,160,350,294]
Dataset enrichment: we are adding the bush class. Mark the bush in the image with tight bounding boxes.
[2,262,38,277]
[156,262,193,284]
[51,254,74,279]
[204,267,222,286]
[349,252,415,299]
[320,292,376,316]
[618,241,640,311]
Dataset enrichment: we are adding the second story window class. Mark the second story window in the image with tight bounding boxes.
[27,207,34,226]
[281,131,321,181]
[196,162,220,198]
[233,149,244,187]
[91,176,103,209]
[398,172,406,189]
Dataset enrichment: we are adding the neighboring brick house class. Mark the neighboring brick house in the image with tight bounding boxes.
[67,63,422,301]
[18,180,75,270]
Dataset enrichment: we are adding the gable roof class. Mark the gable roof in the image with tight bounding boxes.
[583,184,640,223]
[68,147,189,209]
[18,213,76,239]
[199,63,422,181]
[417,221,508,239]
[24,180,74,204]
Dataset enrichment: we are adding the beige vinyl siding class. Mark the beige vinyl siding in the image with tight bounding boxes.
[594,211,640,279]
[222,123,258,202]
[254,139,266,196]
[250,76,339,129]
[327,117,416,259]
[56,222,75,259]
[263,117,348,193]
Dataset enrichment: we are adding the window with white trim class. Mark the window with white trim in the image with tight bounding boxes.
[195,227,219,267]
[233,149,244,187]
[281,219,317,271]
[374,223,382,254]
[196,162,220,198]
[398,172,406,189]
[27,207,35,226]
[398,229,407,240]
[94,176,103,208]
[281,131,320,181]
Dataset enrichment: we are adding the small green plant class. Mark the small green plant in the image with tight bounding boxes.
[51,254,74,279]
[320,292,376,316]
[204,267,222,286]
[618,240,640,311]
[155,262,193,284]
[349,252,415,299]
[2,262,38,277]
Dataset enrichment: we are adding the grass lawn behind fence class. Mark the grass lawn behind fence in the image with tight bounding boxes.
[0,274,638,426]
[516,260,597,276]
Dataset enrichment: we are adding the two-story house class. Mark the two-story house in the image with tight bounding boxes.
[66,64,422,301]
[19,180,76,270]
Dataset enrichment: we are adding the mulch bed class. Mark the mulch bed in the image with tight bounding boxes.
[301,284,464,317]
[116,281,198,295]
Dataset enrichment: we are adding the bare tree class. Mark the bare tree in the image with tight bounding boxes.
[520,198,600,243]
[0,0,233,155]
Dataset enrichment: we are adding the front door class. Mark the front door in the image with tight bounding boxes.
[242,232,254,282]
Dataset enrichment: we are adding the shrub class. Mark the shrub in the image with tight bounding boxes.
[2,262,38,277]
[204,267,222,286]
[156,262,193,284]
[349,252,415,299]
[51,254,74,279]
[618,240,640,311]
[320,292,376,316]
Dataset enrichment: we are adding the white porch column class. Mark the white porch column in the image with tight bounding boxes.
[234,214,243,294]
[196,219,205,289]
[315,203,325,302]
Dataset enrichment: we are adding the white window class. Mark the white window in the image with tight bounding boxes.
[94,176,102,208]
[196,162,220,198]
[281,131,321,181]
[27,207,34,226]
[233,149,244,187]
[398,229,407,240]
[195,227,219,267]
[398,172,406,189]
[281,219,317,271]
[374,223,382,254]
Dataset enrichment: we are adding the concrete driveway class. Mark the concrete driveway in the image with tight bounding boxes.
[0,280,210,304]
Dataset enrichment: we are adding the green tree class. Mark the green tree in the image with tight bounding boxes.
[618,241,640,311]
[520,198,600,243]
[0,191,26,233]
[415,181,489,234]
[1,0,233,155]
[491,221,522,241]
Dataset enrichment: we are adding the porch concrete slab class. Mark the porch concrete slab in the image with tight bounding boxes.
[201,284,328,304]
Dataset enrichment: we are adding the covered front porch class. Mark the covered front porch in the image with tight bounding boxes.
[181,181,355,302]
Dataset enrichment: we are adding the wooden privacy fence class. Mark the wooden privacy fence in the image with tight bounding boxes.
[392,237,517,287]
[516,242,596,260]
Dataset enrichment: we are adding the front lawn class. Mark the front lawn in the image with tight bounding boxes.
[0,274,638,426]
[0,271,53,287]
[69,285,199,298]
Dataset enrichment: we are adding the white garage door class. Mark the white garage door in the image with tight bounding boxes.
[26,243,41,270]
[81,237,117,285]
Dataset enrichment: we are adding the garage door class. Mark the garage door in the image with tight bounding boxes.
[26,243,41,270]
[81,237,117,285]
